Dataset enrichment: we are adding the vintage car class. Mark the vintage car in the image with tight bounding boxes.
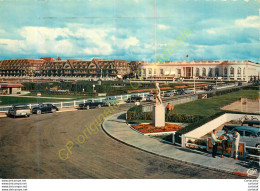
[217,126,260,148]
[32,103,59,114]
[102,97,119,106]
[164,90,176,97]
[78,100,104,110]
[126,95,143,103]
[7,104,32,118]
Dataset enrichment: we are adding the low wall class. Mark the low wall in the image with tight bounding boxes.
[185,113,260,138]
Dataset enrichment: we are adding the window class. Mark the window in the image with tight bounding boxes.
[196,68,200,77]
[149,69,152,74]
[208,68,212,77]
[177,69,181,75]
[160,69,164,75]
[237,130,244,136]
[230,67,234,76]
[224,68,227,76]
[245,131,257,137]
[202,68,206,76]
[215,68,219,76]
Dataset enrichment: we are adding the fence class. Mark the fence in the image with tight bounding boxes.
[0,92,150,112]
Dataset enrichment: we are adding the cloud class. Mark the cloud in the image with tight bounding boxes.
[158,24,170,30]
[112,36,140,49]
[0,24,115,56]
[235,16,260,28]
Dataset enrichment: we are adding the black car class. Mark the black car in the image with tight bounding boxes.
[176,89,185,95]
[32,104,59,114]
[78,100,104,110]
[126,95,143,103]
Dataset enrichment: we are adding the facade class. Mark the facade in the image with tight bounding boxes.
[0,58,142,78]
[138,60,260,81]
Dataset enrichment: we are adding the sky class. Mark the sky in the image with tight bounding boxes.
[0,0,259,62]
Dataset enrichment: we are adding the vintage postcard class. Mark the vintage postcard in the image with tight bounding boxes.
[0,0,259,190]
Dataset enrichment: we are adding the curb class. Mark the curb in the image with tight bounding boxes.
[102,112,258,179]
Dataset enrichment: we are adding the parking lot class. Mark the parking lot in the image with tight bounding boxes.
[0,103,243,178]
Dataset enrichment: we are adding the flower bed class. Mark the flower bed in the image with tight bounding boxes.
[132,123,183,134]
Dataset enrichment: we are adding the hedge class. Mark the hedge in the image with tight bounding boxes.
[127,105,204,123]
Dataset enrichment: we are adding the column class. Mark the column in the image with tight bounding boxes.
[234,66,237,80]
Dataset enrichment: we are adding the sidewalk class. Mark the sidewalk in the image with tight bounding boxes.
[103,112,259,178]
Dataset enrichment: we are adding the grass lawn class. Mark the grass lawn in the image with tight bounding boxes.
[173,90,259,116]
[0,96,65,105]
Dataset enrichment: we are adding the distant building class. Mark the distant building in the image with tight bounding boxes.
[0,58,143,78]
[138,60,260,81]
[0,83,23,95]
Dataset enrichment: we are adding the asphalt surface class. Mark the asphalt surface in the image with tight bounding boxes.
[0,103,243,179]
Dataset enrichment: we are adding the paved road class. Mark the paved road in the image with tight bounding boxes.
[0,104,242,178]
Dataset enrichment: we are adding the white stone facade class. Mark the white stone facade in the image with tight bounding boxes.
[138,60,260,81]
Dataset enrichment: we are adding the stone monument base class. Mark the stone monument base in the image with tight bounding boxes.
[153,104,165,127]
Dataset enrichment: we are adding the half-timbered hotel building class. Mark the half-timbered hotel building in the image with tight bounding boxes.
[0,57,143,78]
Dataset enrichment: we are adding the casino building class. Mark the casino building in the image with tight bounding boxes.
[138,60,260,81]
[0,57,143,78]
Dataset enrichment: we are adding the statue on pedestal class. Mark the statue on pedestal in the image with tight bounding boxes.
[153,83,165,127]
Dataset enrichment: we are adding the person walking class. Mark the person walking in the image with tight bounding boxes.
[229,129,240,160]
[211,129,220,158]
[219,129,230,158]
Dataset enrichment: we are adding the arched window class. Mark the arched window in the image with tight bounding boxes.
[230,67,234,76]
[202,68,206,76]
[196,68,200,77]
[208,68,213,77]
[224,67,227,76]
[237,67,241,76]
[215,68,219,76]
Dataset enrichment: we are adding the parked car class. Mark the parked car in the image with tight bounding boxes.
[184,89,194,94]
[164,90,176,97]
[242,120,260,128]
[7,104,32,118]
[78,100,104,110]
[204,85,216,91]
[176,89,185,95]
[232,126,260,148]
[102,97,119,106]
[217,126,260,148]
[32,104,59,114]
[146,94,155,101]
[126,95,143,103]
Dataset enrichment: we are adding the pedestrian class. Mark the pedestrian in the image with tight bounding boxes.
[229,129,240,160]
[211,129,220,158]
[219,129,230,158]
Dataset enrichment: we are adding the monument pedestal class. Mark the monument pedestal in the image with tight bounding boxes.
[153,104,165,127]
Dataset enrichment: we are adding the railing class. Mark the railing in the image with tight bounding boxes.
[245,146,260,159]
[0,92,150,112]
[182,135,207,149]
[174,135,260,159]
